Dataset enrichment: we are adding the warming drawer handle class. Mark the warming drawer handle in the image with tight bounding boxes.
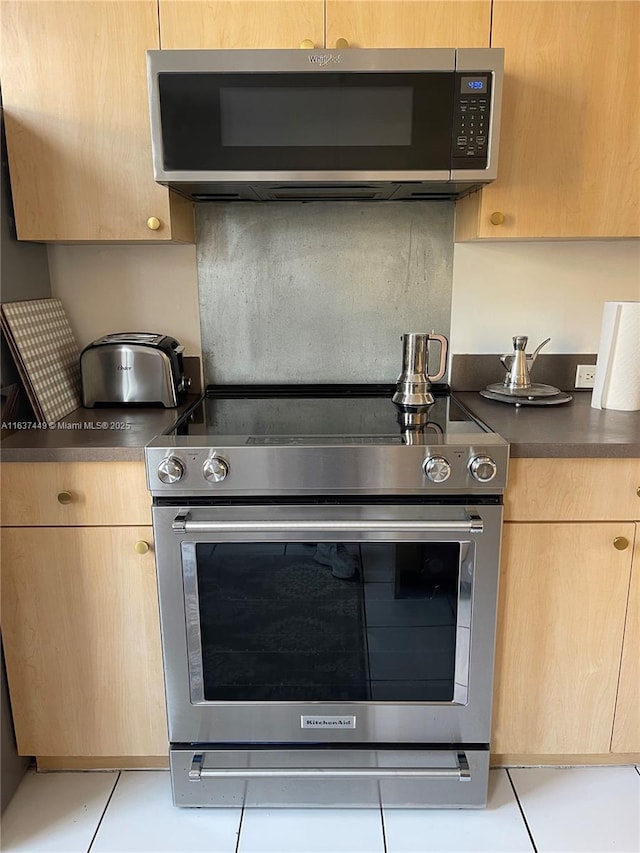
[188,752,471,781]
[172,513,483,534]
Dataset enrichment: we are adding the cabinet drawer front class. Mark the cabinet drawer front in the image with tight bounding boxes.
[1,462,151,526]
[505,459,640,522]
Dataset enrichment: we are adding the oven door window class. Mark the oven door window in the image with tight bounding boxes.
[158,72,454,171]
[182,541,472,704]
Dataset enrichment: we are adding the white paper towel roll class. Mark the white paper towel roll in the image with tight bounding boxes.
[591,301,640,411]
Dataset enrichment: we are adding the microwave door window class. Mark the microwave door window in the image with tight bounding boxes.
[188,541,463,703]
[219,87,413,148]
[158,72,455,171]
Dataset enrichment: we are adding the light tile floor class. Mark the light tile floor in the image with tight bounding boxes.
[1,766,638,853]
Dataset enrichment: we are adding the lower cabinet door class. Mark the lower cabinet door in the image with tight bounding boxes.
[611,528,640,753]
[492,522,634,756]
[1,526,167,757]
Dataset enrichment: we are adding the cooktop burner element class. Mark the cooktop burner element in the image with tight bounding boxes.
[146,385,508,497]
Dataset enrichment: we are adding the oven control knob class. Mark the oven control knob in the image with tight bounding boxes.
[203,455,229,483]
[157,456,184,484]
[423,455,451,483]
[469,455,498,483]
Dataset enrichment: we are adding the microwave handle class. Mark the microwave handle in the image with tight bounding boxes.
[172,511,483,535]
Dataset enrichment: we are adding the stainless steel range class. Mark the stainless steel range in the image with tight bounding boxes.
[146,384,508,809]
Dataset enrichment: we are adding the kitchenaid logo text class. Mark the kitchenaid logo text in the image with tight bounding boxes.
[301,716,356,729]
[308,54,341,66]
[117,365,132,371]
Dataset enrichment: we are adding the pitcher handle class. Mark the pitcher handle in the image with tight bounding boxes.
[499,354,513,370]
[427,334,448,382]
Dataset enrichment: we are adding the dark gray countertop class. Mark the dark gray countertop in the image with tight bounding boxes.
[456,391,640,458]
[0,396,199,462]
[2,392,638,462]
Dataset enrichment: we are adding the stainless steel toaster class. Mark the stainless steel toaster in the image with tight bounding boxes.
[81,333,189,408]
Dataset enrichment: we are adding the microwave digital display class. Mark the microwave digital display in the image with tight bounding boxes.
[460,76,488,94]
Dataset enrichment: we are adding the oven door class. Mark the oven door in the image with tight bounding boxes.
[153,502,502,747]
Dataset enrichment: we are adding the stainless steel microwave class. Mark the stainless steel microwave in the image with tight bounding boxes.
[147,48,504,202]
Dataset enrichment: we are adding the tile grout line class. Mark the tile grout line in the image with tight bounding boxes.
[379,800,389,853]
[234,801,246,853]
[506,768,538,853]
[86,771,122,853]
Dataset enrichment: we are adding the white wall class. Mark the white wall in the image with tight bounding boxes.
[451,240,640,353]
[47,238,640,365]
[47,244,201,355]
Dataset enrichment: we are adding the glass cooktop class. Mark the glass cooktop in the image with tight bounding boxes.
[168,384,489,444]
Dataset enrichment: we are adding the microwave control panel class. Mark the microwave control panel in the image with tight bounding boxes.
[451,72,492,169]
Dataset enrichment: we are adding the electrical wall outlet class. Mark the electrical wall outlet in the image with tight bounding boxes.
[575,364,597,388]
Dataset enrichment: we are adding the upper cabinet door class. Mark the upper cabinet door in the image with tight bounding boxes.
[457,0,640,239]
[325,1,491,48]
[159,1,324,49]
[0,1,193,243]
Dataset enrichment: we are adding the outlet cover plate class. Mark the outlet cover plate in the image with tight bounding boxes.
[575,364,596,388]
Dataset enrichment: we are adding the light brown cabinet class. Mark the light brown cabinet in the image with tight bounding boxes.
[0,461,152,527]
[5,0,489,242]
[456,0,640,240]
[492,521,634,756]
[0,1,194,243]
[324,1,490,49]
[1,457,637,765]
[504,458,640,523]
[492,458,640,763]
[0,462,168,766]
[611,538,640,753]
[4,1,635,242]
[159,0,325,49]
[159,1,490,50]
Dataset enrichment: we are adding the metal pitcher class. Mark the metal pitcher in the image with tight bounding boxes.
[500,336,550,391]
[392,332,448,409]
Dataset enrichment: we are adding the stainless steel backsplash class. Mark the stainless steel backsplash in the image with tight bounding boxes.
[196,202,454,384]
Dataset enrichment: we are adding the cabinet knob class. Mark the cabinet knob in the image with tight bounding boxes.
[637,486,640,497]
[613,537,630,551]
[134,540,150,555]
[299,39,315,49]
[146,216,161,231]
[335,38,350,48]
[57,491,73,505]
[490,212,505,226]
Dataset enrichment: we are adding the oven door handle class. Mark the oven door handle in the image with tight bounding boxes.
[188,751,471,781]
[172,512,484,534]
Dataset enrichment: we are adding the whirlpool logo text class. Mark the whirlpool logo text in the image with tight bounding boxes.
[308,54,342,67]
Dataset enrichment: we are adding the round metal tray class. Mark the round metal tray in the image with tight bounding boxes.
[485,382,561,397]
[480,389,573,407]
